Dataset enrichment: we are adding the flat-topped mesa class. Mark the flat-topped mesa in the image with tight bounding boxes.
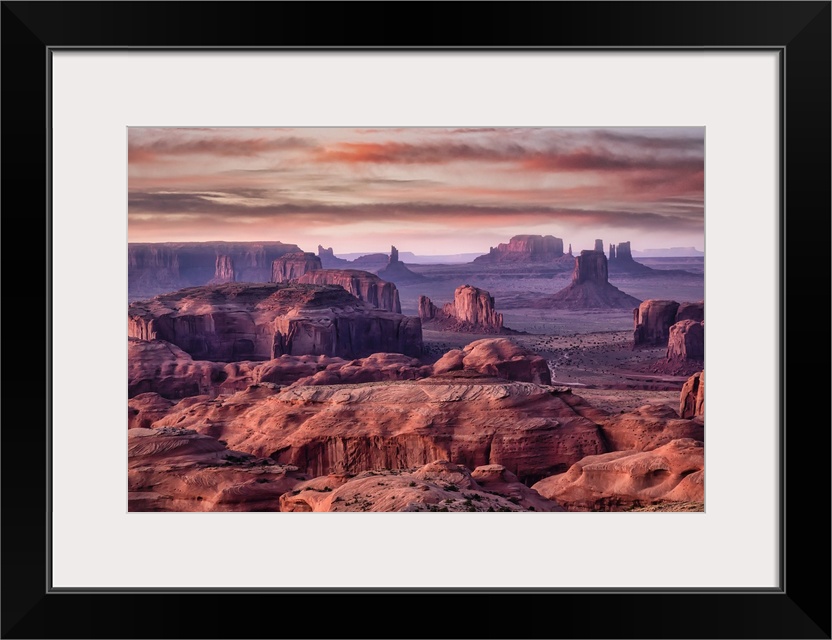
[633,300,705,347]
[474,234,565,263]
[418,285,508,333]
[594,239,604,253]
[317,245,350,268]
[615,241,633,261]
[127,282,422,361]
[376,245,425,284]
[270,252,322,283]
[533,250,642,309]
[296,269,402,313]
[128,241,302,299]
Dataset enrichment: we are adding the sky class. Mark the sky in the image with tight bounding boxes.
[128,127,704,255]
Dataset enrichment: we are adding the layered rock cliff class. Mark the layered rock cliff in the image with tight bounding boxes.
[127,282,422,361]
[271,252,322,283]
[679,371,705,419]
[633,300,704,347]
[474,234,565,263]
[128,241,301,299]
[296,269,401,313]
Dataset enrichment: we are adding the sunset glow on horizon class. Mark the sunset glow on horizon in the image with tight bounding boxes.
[128,127,704,255]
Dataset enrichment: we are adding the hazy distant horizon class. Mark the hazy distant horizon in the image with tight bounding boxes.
[129,127,704,253]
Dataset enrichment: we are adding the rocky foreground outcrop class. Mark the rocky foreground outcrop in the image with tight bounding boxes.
[280,461,563,512]
[297,269,401,313]
[128,427,309,512]
[127,282,422,361]
[534,250,642,309]
[433,338,552,385]
[474,234,565,263]
[418,285,509,333]
[666,319,704,362]
[128,241,301,298]
[532,438,704,511]
[679,371,704,419]
[150,378,608,484]
[270,252,322,283]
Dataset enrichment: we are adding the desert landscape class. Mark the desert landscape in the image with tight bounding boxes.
[128,127,704,512]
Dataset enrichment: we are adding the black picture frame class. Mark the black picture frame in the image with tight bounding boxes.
[2,2,829,638]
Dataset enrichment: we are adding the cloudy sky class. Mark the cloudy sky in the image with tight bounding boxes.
[128,127,704,255]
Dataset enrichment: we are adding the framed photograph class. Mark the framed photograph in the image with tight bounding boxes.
[3,2,829,638]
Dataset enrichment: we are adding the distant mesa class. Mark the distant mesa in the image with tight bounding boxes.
[270,252,322,283]
[317,245,350,268]
[474,234,566,264]
[376,245,426,283]
[297,269,402,313]
[418,284,515,334]
[605,239,656,275]
[127,282,422,361]
[633,300,704,347]
[533,250,642,309]
[129,241,302,299]
[350,252,390,271]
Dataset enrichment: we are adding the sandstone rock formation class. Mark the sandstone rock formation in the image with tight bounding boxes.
[633,299,681,346]
[594,239,604,252]
[270,252,322,283]
[376,245,425,283]
[128,392,176,429]
[127,282,423,361]
[297,269,401,312]
[209,255,235,284]
[679,371,704,419]
[128,338,219,398]
[535,250,642,309]
[633,300,705,348]
[432,338,552,385]
[128,427,308,511]
[151,378,609,484]
[128,241,302,299]
[474,235,565,263]
[532,438,704,511]
[676,301,704,322]
[279,461,563,512]
[317,245,350,268]
[290,353,431,387]
[666,319,704,362]
[418,285,509,333]
[597,404,703,452]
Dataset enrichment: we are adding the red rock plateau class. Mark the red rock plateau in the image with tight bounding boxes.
[532,438,704,511]
[534,250,642,309]
[474,234,566,263]
[128,241,301,299]
[270,252,322,283]
[280,461,563,512]
[633,299,704,347]
[149,377,608,484]
[679,371,704,419]
[418,284,510,333]
[376,245,425,284]
[127,282,422,361]
[433,338,552,385]
[297,269,402,312]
